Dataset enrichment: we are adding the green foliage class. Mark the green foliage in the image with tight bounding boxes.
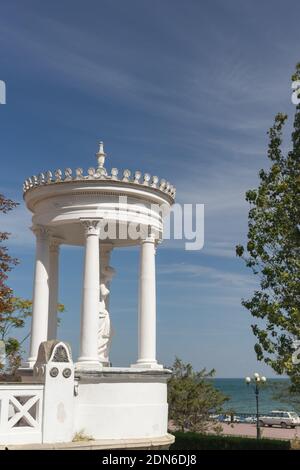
[0,194,66,377]
[0,194,21,374]
[171,431,291,450]
[236,64,300,391]
[0,297,65,374]
[270,379,300,413]
[0,194,19,316]
[0,297,33,373]
[168,357,228,433]
[0,195,66,375]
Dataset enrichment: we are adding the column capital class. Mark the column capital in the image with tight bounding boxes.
[80,218,102,236]
[140,227,160,245]
[31,225,49,240]
[154,237,162,252]
[49,235,64,253]
[141,233,157,244]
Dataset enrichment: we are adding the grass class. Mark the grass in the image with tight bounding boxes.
[171,431,291,450]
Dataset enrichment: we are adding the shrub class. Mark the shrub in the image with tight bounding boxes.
[168,358,228,433]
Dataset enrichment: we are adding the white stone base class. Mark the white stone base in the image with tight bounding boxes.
[74,369,171,440]
[130,361,164,370]
[12,367,171,445]
[0,433,175,450]
[21,359,35,368]
[75,361,103,372]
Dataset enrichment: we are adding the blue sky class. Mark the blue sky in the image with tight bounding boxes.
[0,0,299,377]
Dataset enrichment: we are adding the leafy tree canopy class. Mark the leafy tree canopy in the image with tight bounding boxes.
[236,64,300,391]
[0,194,19,315]
[0,194,65,376]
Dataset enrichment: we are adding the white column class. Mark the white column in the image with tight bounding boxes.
[47,238,60,340]
[77,219,102,370]
[132,234,163,369]
[27,226,50,366]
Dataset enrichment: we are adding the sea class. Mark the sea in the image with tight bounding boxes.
[212,378,296,414]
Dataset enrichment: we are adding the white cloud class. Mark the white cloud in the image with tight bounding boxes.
[159,263,257,290]
[0,203,33,247]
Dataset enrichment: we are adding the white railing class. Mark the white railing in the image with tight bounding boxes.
[0,384,44,445]
[22,166,176,199]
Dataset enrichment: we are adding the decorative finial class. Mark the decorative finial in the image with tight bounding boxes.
[96,141,107,169]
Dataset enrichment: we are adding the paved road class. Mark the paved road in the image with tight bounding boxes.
[220,422,300,440]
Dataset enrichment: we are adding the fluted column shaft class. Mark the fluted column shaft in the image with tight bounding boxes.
[77,219,101,369]
[28,226,50,365]
[47,239,60,340]
[132,235,162,369]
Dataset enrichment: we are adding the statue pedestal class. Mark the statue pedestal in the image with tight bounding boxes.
[73,368,171,440]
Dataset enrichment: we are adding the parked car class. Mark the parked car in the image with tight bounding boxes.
[244,416,256,424]
[259,410,300,428]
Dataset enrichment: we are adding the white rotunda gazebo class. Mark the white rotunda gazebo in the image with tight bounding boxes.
[17,142,176,446]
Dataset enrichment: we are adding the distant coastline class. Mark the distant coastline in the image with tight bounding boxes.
[212,378,292,414]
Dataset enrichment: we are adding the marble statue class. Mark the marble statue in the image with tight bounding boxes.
[98,250,115,365]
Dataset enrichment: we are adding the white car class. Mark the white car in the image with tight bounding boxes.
[244,416,256,424]
[259,410,300,429]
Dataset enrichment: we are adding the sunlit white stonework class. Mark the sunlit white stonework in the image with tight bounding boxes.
[23,142,176,199]
[0,143,175,449]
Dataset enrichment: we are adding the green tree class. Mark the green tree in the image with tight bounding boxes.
[0,297,32,373]
[270,380,300,414]
[168,357,228,433]
[0,193,20,374]
[0,194,65,375]
[236,64,300,391]
[0,297,65,375]
[0,194,19,314]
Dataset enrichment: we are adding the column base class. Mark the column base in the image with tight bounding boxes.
[131,361,164,370]
[75,360,103,372]
[99,361,111,367]
[23,358,37,368]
